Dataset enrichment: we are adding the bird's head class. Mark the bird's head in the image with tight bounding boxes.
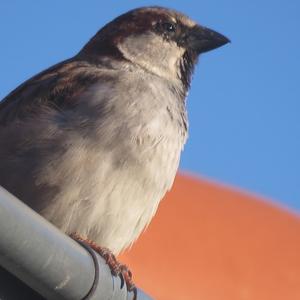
[79,6,230,90]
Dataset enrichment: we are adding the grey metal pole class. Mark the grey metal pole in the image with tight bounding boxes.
[0,186,152,300]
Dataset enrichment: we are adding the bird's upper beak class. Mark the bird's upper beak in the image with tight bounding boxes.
[187,25,230,54]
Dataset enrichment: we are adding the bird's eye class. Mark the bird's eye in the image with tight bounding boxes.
[161,22,177,33]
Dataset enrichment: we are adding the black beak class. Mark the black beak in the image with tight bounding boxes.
[187,25,230,54]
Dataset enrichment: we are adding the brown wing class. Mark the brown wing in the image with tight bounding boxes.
[0,58,99,125]
[0,58,104,211]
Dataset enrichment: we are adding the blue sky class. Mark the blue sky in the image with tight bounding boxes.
[0,1,299,212]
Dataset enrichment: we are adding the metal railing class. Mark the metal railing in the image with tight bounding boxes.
[0,186,152,300]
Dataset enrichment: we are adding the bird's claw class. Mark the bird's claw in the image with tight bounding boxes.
[70,233,136,295]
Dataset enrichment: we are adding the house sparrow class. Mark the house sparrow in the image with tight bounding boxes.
[0,6,229,290]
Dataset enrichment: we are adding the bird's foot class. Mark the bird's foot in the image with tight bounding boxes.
[70,233,136,295]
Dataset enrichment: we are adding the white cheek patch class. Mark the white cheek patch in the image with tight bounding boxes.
[118,32,185,81]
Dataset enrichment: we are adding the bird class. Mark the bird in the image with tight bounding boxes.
[0,6,229,291]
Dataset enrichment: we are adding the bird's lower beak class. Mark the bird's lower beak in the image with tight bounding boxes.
[188,25,230,54]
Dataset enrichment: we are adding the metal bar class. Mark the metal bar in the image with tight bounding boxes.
[0,264,44,299]
[0,186,152,300]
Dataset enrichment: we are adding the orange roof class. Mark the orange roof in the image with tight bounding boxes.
[119,174,300,300]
